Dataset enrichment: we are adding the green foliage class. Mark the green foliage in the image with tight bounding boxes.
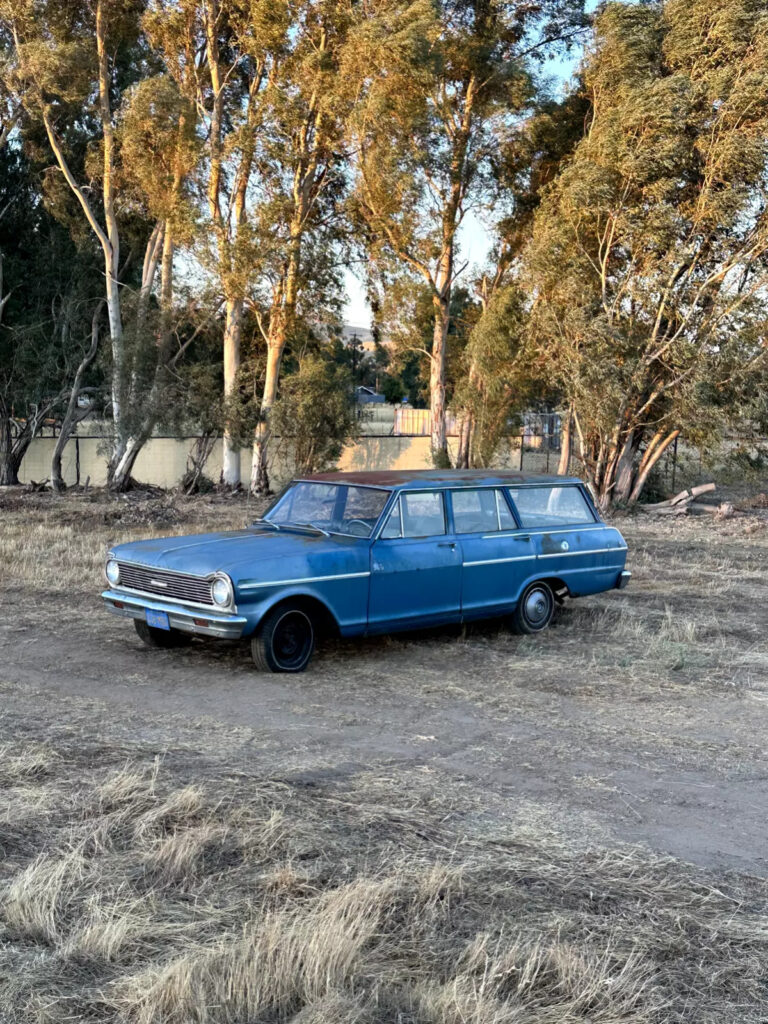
[526,0,768,504]
[454,286,540,467]
[270,354,358,477]
[0,143,102,415]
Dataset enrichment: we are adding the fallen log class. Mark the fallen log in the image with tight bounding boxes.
[644,482,716,510]
[690,501,735,518]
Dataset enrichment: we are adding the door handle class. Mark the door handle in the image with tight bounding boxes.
[517,535,531,541]
[438,541,456,549]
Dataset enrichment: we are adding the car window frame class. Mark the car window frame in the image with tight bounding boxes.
[505,484,597,529]
[376,489,449,540]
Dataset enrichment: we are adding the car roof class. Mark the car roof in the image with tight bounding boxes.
[302,469,584,491]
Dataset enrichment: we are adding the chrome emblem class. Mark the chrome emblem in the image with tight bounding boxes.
[149,579,168,587]
[560,541,570,551]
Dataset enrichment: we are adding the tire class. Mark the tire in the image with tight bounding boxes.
[511,580,555,635]
[134,618,192,648]
[251,604,315,673]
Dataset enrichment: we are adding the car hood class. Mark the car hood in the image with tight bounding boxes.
[111,528,354,580]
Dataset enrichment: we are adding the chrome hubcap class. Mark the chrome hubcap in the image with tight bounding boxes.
[524,588,550,625]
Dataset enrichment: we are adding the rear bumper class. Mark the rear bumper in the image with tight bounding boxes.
[102,589,247,639]
[616,570,632,590]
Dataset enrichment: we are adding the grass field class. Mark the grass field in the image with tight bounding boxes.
[1,488,768,1023]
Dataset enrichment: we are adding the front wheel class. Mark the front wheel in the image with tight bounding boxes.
[511,581,555,635]
[251,604,315,673]
[134,618,192,648]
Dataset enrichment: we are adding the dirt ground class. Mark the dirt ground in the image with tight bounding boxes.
[1,487,768,1021]
[2,488,768,871]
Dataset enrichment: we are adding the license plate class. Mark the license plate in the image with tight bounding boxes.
[146,609,170,631]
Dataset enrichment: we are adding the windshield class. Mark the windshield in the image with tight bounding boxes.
[264,482,391,538]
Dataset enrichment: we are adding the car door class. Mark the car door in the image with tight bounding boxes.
[368,490,462,632]
[451,487,536,619]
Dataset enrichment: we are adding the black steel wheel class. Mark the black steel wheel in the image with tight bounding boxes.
[511,581,555,635]
[251,604,315,673]
[134,618,191,648]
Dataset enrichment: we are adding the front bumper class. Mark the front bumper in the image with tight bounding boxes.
[616,570,632,590]
[102,589,247,639]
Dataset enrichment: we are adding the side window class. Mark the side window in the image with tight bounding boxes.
[509,486,595,527]
[401,491,446,538]
[380,498,402,539]
[452,488,512,533]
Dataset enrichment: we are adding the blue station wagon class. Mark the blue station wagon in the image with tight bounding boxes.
[102,470,631,672]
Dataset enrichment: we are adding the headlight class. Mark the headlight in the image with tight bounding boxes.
[211,575,233,607]
[105,559,120,586]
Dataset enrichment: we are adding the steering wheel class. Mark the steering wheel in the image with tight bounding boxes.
[346,518,370,536]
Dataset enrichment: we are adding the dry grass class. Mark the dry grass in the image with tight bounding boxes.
[2,740,767,1024]
[0,489,260,593]
[2,489,768,1022]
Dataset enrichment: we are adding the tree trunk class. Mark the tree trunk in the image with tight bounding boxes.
[251,339,283,495]
[557,404,573,475]
[628,430,680,504]
[108,434,145,491]
[430,291,450,466]
[456,410,473,469]
[221,296,243,488]
[612,431,637,504]
[0,414,18,485]
[108,223,176,493]
[51,303,102,493]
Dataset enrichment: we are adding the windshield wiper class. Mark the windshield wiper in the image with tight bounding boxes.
[250,518,281,531]
[284,521,331,537]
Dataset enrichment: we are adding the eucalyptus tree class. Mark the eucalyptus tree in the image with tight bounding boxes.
[526,0,768,507]
[248,0,360,494]
[0,0,199,489]
[453,87,588,469]
[146,0,292,489]
[349,0,585,465]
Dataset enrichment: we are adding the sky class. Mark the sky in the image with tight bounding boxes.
[342,18,591,328]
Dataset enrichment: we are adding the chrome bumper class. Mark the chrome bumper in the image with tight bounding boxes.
[102,589,247,639]
[616,570,632,590]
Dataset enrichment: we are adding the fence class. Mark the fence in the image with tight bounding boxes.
[14,419,767,493]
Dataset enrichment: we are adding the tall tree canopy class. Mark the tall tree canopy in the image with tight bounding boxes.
[349,0,585,465]
[526,0,768,505]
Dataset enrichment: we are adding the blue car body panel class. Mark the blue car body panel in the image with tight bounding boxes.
[102,470,629,642]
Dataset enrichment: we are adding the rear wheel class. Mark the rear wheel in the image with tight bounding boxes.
[511,581,555,635]
[251,604,315,673]
[134,618,191,648]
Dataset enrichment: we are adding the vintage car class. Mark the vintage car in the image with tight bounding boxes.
[102,470,630,672]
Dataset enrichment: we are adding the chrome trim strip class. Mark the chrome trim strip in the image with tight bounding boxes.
[239,570,371,591]
[481,524,609,539]
[463,549,626,568]
[464,555,536,567]
[538,547,627,559]
[559,564,624,574]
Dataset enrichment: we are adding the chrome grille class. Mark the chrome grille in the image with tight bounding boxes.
[116,562,214,606]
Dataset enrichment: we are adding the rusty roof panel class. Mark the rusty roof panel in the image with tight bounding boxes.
[302,469,581,489]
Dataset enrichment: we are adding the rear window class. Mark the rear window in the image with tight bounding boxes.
[508,486,594,527]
